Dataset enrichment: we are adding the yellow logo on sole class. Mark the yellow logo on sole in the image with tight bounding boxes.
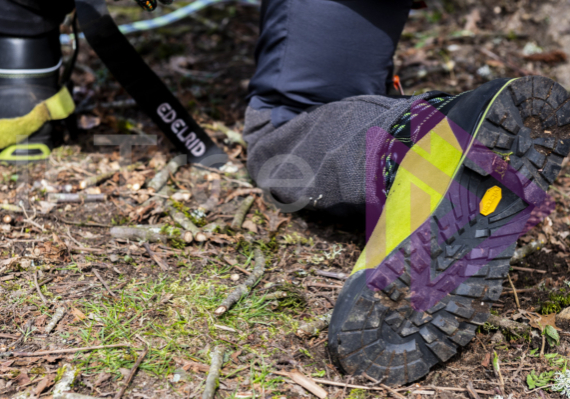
[480,186,502,216]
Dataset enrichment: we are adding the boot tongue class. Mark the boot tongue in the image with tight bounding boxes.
[382,93,457,195]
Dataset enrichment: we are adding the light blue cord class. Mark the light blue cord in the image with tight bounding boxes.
[60,0,260,45]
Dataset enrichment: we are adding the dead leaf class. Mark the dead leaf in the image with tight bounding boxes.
[15,370,30,386]
[34,378,49,396]
[223,256,237,266]
[38,201,56,215]
[71,308,87,321]
[242,220,258,233]
[94,372,112,387]
[79,115,101,130]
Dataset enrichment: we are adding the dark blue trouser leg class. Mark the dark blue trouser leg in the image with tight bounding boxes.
[248,0,413,127]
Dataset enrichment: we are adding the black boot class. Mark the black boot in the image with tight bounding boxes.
[328,76,570,385]
[0,29,74,162]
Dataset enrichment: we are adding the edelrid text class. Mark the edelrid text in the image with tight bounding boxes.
[157,103,206,157]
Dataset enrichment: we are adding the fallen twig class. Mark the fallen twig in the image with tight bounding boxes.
[47,193,106,203]
[511,240,545,264]
[487,314,530,336]
[199,173,221,212]
[507,274,520,308]
[143,242,169,271]
[262,291,288,301]
[0,333,18,339]
[231,196,255,229]
[501,287,536,295]
[0,204,22,213]
[165,201,205,241]
[11,344,129,357]
[215,248,266,316]
[114,346,148,399]
[314,270,348,280]
[58,218,111,228]
[466,380,481,399]
[20,200,45,232]
[45,307,66,334]
[510,266,546,274]
[492,351,505,396]
[296,311,333,338]
[34,271,48,305]
[93,269,117,297]
[381,383,406,399]
[80,162,141,189]
[288,370,328,398]
[202,345,225,399]
[192,163,253,187]
[224,188,263,203]
[110,225,187,243]
[147,154,186,193]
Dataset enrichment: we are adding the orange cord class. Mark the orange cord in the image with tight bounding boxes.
[393,75,405,95]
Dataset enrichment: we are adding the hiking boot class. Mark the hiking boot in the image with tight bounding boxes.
[0,30,75,163]
[329,76,570,385]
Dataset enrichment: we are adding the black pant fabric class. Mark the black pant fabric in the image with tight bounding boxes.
[247,0,413,127]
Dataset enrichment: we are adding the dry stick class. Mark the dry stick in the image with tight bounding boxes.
[191,164,253,188]
[110,225,167,243]
[296,311,333,338]
[199,174,221,212]
[0,204,22,213]
[80,162,141,189]
[12,344,128,357]
[34,271,47,305]
[140,185,173,209]
[47,193,106,203]
[114,346,149,399]
[0,333,18,339]
[215,248,266,316]
[165,201,205,241]
[20,200,45,232]
[510,240,545,264]
[540,334,546,358]
[287,370,328,399]
[492,351,505,396]
[487,314,530,337]
[314,270,348,280]
[510,266,546,274]
[224,188,263,203]
[501,287,536,296]
[147,154,186,193]
[45,307,66,334]
[380,383,406,399]
[231,196,255,229]
[58,218,110,228]
[202,345,225,399]
[507,273,520,308]
[93,269,116,297]
[143,242,169,271]
[262,291,288,301]
[466,380,481,399]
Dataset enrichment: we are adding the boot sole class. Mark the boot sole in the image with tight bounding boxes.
[328,76,570,385]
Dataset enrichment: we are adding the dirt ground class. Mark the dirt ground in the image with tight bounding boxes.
[2,0,570,398]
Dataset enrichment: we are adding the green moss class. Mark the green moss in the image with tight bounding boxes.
[171,201,207,227]
[539,288,570,315]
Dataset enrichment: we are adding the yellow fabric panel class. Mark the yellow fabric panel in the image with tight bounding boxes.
[0,86,75,149]
[352,118,463,274]
[45,86,75,120]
